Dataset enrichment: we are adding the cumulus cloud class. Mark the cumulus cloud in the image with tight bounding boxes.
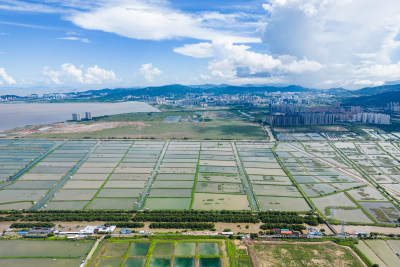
[43,63,120,85]
[174,41,323,83]
[5,0,400,88]
[353,80,385,86]
[0,67,16,85]
[173,43,214,58]
[57,36,90,43]
[259,0,400,88]
[140,63,162,82]
[67,0,259,43]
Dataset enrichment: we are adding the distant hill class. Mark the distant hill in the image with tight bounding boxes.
[354,84,400,96]
[343,91,400,107]
[80,84,314,100]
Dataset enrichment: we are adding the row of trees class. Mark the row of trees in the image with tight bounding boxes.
[0,210,135,222]
[149,222,214,230]
[10,222,55,228]
[0,214,24,221]
[134,210,259,223]
[134,210,323,225]
[28,210,135,213]
[21,211,133,222]
[107,222,144,228]
[0,210,323,227]
[142,210,254,215]
[259,214,323,226]
[260,223,306,231]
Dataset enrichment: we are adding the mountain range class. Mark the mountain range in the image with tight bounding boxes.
[3,83,400,107]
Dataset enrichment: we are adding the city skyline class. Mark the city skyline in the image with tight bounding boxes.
[1,0,400,92]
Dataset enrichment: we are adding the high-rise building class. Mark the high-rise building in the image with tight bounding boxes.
[265,113,335,126]
[353,112,390,124]
[85,112,92,120]
[72,113,81,121]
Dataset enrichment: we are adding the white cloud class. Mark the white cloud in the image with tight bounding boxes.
[173,43,214,58]
[140,63,162,82]
[353,80,385,86]
[200,74,211,80]
[67,0,259,43]
[355,63,400,79]
[279,58,324,73]
[259,0,400,88]
[0,67,16,85]
[57,36,90,43]
[0,0,60,13]
[43,63,120,85]
[175,41,323,82]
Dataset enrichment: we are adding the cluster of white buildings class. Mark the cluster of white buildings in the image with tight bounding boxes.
[72,112,92,121]
[57,225,116,239]
[352,112,390,125]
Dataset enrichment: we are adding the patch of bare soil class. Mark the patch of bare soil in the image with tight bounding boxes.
[46,121,149,133]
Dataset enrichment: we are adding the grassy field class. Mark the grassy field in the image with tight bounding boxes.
[250,242,364,267]
[356,240,400,266]
[0,240,94,267]
[29,121,266,140]
[24,109,266,140]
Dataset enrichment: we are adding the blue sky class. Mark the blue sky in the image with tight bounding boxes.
[1,0,400,93]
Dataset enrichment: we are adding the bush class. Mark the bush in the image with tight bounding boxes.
[250,233,258,239]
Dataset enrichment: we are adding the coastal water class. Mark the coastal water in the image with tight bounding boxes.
[0,102,158,131]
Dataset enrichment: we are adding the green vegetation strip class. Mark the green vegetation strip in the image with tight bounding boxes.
[149,222,214,230]
[189,142,201,209]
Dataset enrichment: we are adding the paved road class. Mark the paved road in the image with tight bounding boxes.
[136,141,169,210]
[264,126,276,141]
[231,142,259,211]
[30,141,100,210]
[0,141,64,190]
[80,235,105,267]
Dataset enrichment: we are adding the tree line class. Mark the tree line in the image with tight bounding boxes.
[260,223,306,231]
[3,210,134,222]
[149,222,214,230]
[106,222,144,228]
[10,222,55,228]
[134,210,259,223]
[259,214,323,226]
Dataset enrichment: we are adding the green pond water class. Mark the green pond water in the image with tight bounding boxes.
[199,243,219,256]
[130,242,150,256]
[152,243,174,256]
[149,257,171,267]
[174,257,195,267]
[199,257,221,267]
[124,257,146,267]
[174,242,196,256]
[98,257,124,267]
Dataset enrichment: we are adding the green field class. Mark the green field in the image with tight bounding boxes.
[356,240,400,266]
[0,240,94,257]
[29,121,265,140]
[0,240,94,267]
[0,258,83,267]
